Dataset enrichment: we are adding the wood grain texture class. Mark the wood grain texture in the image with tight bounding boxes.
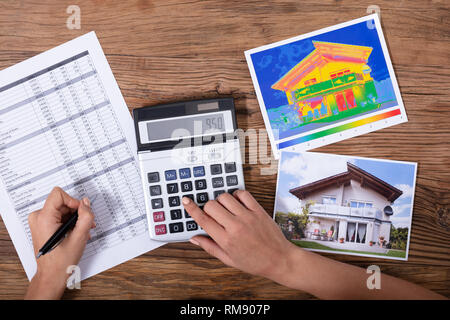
[0,0,449,299]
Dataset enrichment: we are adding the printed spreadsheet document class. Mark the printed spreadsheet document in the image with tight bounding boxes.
[0,32,164,281]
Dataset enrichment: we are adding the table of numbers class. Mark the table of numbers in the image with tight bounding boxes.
[0,51,148,260]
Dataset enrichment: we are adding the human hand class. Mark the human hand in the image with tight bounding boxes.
[25,187,95,299]
[182,190,299,283]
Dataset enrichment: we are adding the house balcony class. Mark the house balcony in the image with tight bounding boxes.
[309,204,383,220]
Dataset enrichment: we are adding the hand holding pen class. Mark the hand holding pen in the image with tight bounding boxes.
[25,187,96,300]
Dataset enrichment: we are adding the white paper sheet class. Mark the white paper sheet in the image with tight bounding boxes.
[0,32,164,281]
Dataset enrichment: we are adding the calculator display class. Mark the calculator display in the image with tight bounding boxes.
[139,111,233,144]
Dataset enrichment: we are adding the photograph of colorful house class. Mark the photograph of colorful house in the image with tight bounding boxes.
[271,41,379,125]
[247,16,405,147]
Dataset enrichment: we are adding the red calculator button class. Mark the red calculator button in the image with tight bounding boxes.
[153,211,165,222]
[155,224,167,235]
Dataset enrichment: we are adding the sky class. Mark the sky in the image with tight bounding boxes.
[275,151,416,228]
[250,19,393,110]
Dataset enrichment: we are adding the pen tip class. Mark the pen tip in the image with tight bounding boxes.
[36,252,42,259]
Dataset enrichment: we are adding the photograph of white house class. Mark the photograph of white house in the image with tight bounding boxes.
[274,151,417,260]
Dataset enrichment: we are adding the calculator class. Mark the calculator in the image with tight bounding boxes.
[133,98,245,242]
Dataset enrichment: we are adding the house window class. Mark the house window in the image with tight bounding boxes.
[346,222,367,243]
[322,196,337,204]
[350,201,372,208]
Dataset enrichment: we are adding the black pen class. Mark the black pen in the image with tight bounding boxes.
[36,211,79,259]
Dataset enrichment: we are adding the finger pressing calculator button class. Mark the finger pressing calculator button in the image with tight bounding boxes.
[212,177,224,188]
[210,164,222,175]
[179,168,191,179]
[181,181,193,192]
[214,190,225,198]
[228,188,238,194]
[195,179,207,190]
[148,172,160,183]
[186,220,198,231]
[151,198,163,209]
[183,194,194,202]
[170,209,182,220]
[197,192,209,203]
[165,170,177,181]
[193,166,205,177]
[169,222,184,233]
[153,211,165,222]
[225,162,237,173]
[149,185,161,196]
[167,183,178,194]
[155,224,167,235]
[226,175,238,186]
[187,205,203,218]
[168,196,180,207]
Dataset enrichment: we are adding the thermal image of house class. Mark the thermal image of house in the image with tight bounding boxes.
[289,162,403,248]
[271,41,379,124]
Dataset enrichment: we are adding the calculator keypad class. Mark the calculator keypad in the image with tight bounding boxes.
[143,146,244,242]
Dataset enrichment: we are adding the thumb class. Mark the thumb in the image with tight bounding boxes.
[70,197,95,242]
[190,236,234,267]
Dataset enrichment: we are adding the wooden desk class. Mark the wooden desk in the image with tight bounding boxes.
[0,0,448,299]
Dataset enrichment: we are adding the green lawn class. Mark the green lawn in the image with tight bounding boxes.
[291,240,406,258]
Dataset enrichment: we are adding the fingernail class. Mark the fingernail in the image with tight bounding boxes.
[182,197,191,205]
[83,197,90,207]
[189,238,199,246]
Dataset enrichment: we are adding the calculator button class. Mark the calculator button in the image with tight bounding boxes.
[210,164,222,175]
[167,183,178,194]
[169,222,184,233]
[184,209,191,218]
[226,175,238,186]
[181,181,193,192]
[214,190,225,198]
[228,188,238,194]
[212,177,224,188]
[165,170,177,181]
[153,211,165,222]
[149,185,161,196]
[148,172,160,183]
[186,220,198,231]
[195,179,207,190]
[170,209,182,220]
[183,194,194,201]
[193,166,205,177]
[168,196,180,207]
[225,162,237,173]
[197,193,209,203]
[179,168,191,179]
[151,198,163,209]
[155,224,167,235]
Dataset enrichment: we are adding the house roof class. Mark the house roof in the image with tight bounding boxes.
[271,41,373,92]
[289,162,403,202]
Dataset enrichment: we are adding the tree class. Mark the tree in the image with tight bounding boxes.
[389,225,409,250]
